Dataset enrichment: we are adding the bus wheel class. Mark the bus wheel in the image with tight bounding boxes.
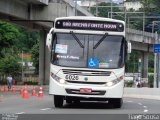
[66,97,72,104]
[54,95,64,108]
[110,98,123,108]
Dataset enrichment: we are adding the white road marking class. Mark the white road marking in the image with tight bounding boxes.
[16,112,25,114]
[126,100,149,113]
[143,106,147,108]
[138,103,142,105]
[40,108,52,111]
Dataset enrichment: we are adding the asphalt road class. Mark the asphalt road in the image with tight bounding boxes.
[0,91,160,120]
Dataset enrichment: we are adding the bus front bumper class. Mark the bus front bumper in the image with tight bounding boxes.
[49,78,124,99]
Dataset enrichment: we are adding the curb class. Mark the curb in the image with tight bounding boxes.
[123,94,160,100]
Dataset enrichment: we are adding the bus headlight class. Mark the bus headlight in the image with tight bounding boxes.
[59,78,65,84]
[106,76,124,87]
[106,81,114,87]
[51,72,66,84]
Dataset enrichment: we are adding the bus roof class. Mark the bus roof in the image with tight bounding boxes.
[54,16,125,33]
[55,16,125,24]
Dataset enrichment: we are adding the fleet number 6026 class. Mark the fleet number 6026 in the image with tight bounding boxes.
[65,75,79,80]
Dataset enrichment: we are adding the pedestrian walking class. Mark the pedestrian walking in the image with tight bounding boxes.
[7,75,13,90]
[135,79,141,88]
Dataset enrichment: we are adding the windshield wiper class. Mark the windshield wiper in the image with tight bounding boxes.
[70,31,84,48]
[93,33,108,49]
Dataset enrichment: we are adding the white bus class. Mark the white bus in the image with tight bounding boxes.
[46,16,131,108]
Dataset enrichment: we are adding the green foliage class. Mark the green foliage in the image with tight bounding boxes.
[0,20,40,76]
[0,21,20,57]
[131,0,160,31]
[140,0,154,13]
[0,21,21,76]
[126,81,134,87]
[140,0,160,13]
[148,68,154,73]
[31,43,39,74]
[148,74,154,88]
[125,51,141,73]
[0,52,21,76]
[126,52,154,73]
[148,53,154,72]
[16,27,39,53]
[90,2,124,20]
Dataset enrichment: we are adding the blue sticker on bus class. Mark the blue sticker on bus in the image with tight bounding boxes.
[88,57,98,68]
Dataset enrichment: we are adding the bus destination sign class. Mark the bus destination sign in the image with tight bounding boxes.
[55,20,124,32]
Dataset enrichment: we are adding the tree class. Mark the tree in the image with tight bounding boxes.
[0,21,21,76]
[0,51,21,76]
[0,21,20,57]
[90,2,124,20]
[31,43,39,74]
[0,20,40,78]
[125,51,141,73]
[140,0,160,13]
[124,0,160,31]
[148,53,154,73]
[16,27,40,53]
[126,8,145,31]
[140,0,153,13]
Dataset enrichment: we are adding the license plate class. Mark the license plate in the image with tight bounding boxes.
[80,88,92,93]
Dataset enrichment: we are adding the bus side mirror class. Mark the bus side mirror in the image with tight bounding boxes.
[127,42,131,53]
[46,33,52,51]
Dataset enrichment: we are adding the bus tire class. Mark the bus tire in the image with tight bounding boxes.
[110,98,123,108]
[54,95,64,108]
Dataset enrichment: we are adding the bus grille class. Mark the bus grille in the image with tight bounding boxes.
[66,81,106,85]
[62,69,111,76]
[65,89,106,95]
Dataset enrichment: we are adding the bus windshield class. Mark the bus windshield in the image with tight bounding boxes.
[51,33,126,69]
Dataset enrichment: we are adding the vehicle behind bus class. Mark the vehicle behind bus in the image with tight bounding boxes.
[46,16,131,108]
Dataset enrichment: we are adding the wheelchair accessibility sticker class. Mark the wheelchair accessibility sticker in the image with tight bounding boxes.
[88,57,98,68]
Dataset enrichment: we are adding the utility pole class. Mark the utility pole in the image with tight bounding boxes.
[75,0,77,16]
[152,21,160,88]
[96,0,98,16]
[138,58,142,82]
[21,50,24,82]
[142,12,145,42]
[110,0,113,18]
[152,21,157,88]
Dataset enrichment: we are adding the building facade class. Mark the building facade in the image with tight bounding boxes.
[123,0,142,11]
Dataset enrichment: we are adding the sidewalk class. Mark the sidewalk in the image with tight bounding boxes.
[124,88,160,100]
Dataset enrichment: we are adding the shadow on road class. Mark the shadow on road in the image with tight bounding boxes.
[63,101,118,109]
